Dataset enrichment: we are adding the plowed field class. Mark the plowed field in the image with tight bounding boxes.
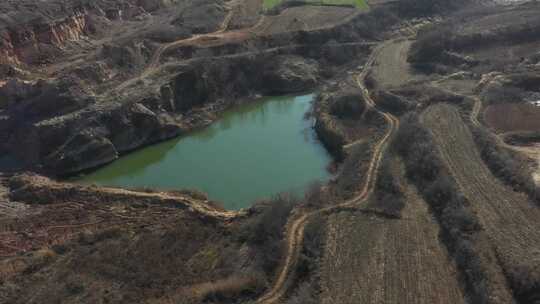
[423,103,540,302]
[320,167,465,304]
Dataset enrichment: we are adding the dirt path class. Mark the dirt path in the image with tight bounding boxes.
[114,0,251,92]
[255,41,399,304]
[423,103,540,303]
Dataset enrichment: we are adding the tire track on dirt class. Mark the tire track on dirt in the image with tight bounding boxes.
[256,41,399,304]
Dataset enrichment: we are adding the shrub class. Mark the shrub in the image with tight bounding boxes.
[239,194,298,276]
[334,142,371,199]
[374,90,415,116]
[329,93,365,119]
[507,265,540,304]
[471,127,539,204]
[304,181,330,209]
[394,112,488,303]
[409,26,454,70]
[285,281,319,304]
[288,216,325,304]
[373,156,405,218]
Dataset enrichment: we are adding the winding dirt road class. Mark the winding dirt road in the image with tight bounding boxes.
[256,42,399,304]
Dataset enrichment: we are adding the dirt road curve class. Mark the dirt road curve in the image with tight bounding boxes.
[115,0,248,92]
[256,41,399,304]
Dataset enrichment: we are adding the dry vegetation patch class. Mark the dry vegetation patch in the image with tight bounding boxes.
[423,103,540,304]
[320,165,465,304]
[484,102,540,133]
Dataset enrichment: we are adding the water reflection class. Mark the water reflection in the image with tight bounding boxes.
[77,94,330,210]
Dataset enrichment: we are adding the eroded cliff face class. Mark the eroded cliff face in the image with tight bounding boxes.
[0,0,187,66]
[2,91,186,175]
[0,54,323,175]
[0,11,87,65]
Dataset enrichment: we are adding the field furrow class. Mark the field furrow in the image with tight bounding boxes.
[422,103,540,281]
[320,171,465,304]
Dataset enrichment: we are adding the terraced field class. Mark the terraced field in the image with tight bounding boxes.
[423,103,540,302]
[320,162,465,304]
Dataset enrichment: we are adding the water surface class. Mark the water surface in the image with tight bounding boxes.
[77,94,331,210]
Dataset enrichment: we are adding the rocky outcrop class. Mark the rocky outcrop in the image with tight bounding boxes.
[262,55,319,94]
[38,101,190,174]
[44,132,119,174]
[171,54,320,111]
[1,80,186,175]
[313,89,365,161]
[0,78,93,118]
[0,11,88,65]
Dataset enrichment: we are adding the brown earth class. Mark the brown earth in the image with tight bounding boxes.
[0,173,239,257]
[484,102,540,133]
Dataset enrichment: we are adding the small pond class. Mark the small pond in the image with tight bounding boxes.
[76,94,332,210]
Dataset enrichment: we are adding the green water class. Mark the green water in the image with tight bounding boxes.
[77,94,332,210]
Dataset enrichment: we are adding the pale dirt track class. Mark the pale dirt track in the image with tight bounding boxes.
[115,0,247,92]
[423,103,540,302]
[320,172,465,304]
[256,41,399,304]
